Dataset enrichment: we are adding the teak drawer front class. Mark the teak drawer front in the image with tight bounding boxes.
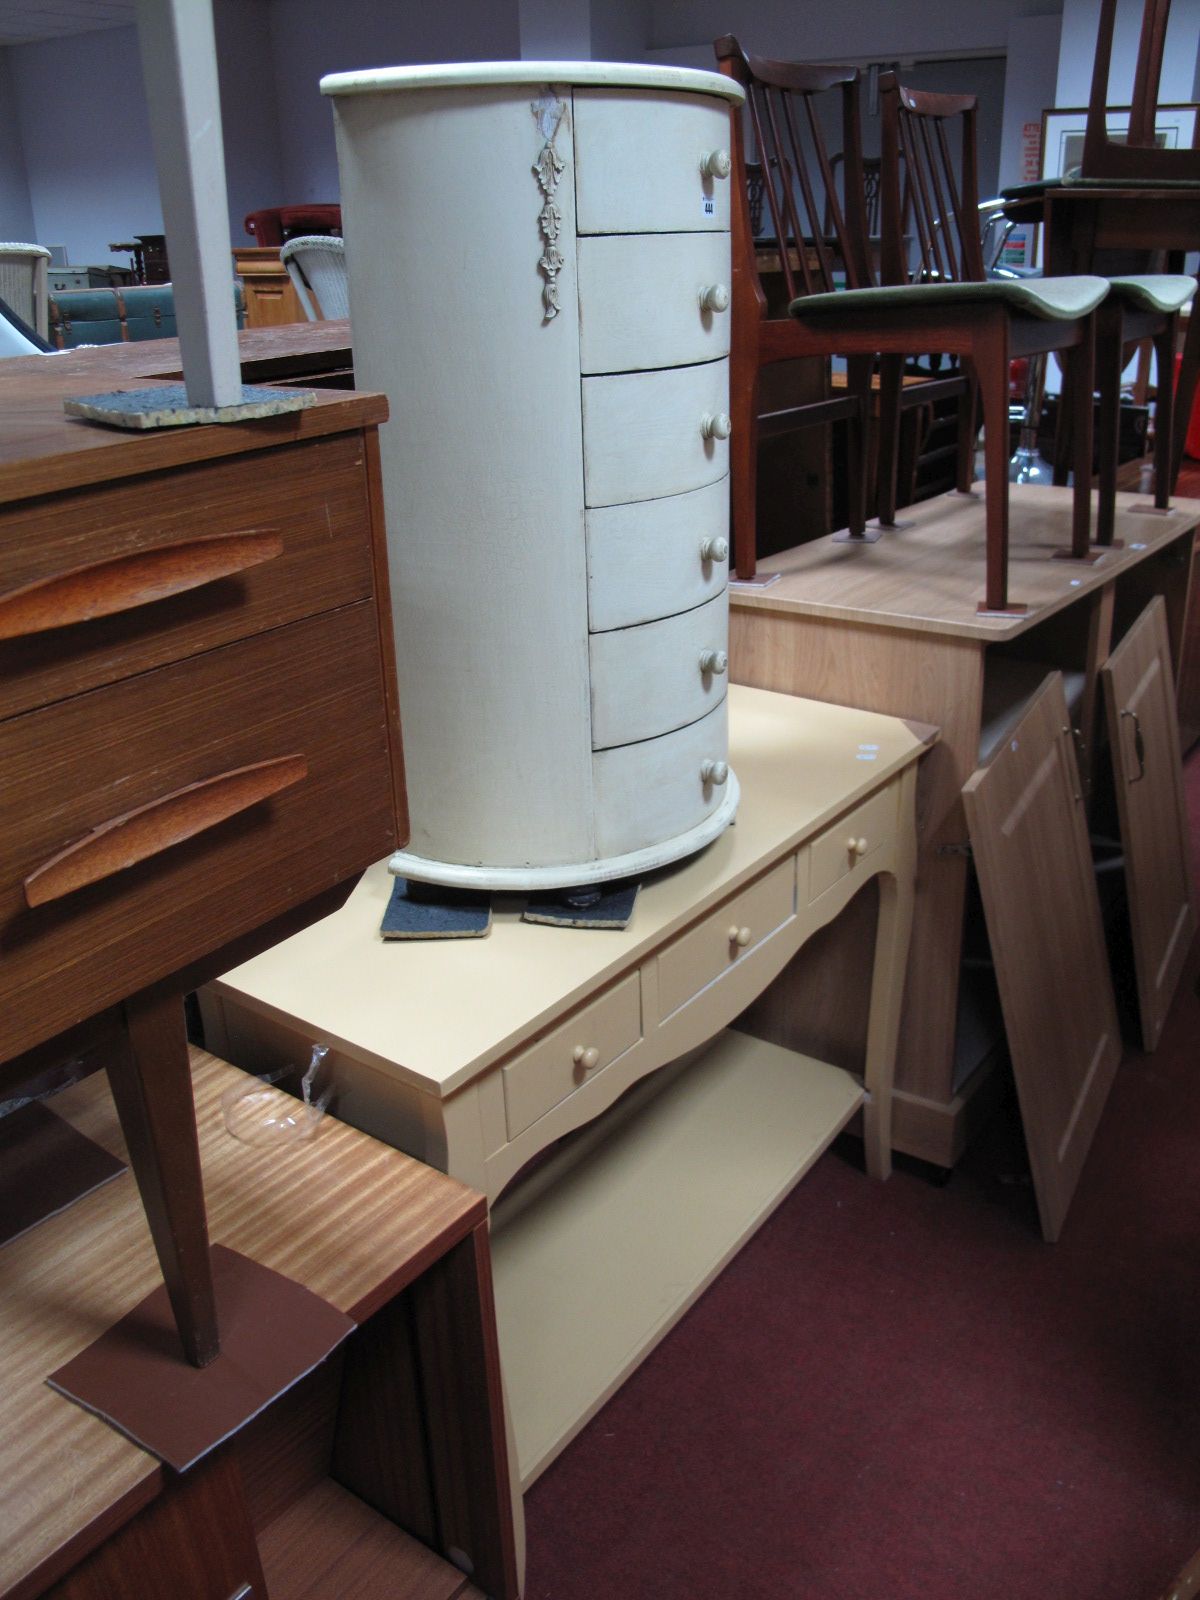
[0,433,375,720]
[807,783,898,904]
[589,590,729,749]
[586,478,728,632]
[657,856,795,1020]
[577,233,732,375]
[502,973,642,1138]
[2,604,395,1061]
[582,359,730,508]
[573,90,733,235]
[592,698,730,858]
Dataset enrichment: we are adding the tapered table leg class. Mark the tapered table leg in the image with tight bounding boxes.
[106,988,219,1367]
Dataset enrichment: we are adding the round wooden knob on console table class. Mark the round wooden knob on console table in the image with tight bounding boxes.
[700,759,729,786]
[727,925,752,948]
[699,283,729,313]
[848,837,869,857]
[701,148,732,178]
[699,536,729,563]
[573,1045,601,1072]
[699,649,728,676]
[701,412,732,441]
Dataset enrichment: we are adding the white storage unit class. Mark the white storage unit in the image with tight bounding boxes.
[322,61,745,890]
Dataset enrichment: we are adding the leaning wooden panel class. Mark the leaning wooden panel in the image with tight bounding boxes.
[962,673,1122,1242]
[1101,596,1198,1051]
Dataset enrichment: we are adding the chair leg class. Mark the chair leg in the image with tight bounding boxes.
[875,354,904,526]
[1171,281,1200,491]
[1065,326,1095,558]
[975,317,1019,614]
[1152,315,1176,511]
[844,354,873,538]
[955,366,978,493]
[1094,302,1123,547]
[729,341,761,581]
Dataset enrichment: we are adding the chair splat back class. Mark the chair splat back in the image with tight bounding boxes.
[715,36,871,302]
[1082,0,1200,181]
[880,73,984,288]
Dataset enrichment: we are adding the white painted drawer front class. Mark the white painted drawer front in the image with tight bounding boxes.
[807,782,898,903]
[657,855,796,1020]
[590,591,729,750]
[583,359,731,508]
[578,233,732,375]
[573,90,734,235]
[593,698,729,858]
[587,478,729,632]
[502,973,642,1138]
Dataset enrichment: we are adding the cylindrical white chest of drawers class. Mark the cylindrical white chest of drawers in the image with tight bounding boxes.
[322,61,744,890]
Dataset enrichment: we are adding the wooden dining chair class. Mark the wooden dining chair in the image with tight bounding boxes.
[1003,0,1200,493]
[794,71,1109,614]
[714,36,878,580]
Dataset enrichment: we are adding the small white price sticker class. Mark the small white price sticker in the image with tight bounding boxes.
[702,195,716,217]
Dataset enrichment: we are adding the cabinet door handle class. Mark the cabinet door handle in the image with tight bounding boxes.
[701,412,732,441]
[1120,707,1146,783]
[701,148,732,179]
[0,530,284,640]
[24,753,308,907]
[573,1044,601,1072]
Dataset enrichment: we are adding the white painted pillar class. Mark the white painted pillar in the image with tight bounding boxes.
[135,0,241,408]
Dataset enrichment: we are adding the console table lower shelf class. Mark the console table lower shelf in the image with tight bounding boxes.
[490,1026,863,1488]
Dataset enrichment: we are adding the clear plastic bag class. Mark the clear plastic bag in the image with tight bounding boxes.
[222,1043,332,1147]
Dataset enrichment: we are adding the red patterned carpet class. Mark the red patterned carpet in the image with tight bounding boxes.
[523,554,1200,1599]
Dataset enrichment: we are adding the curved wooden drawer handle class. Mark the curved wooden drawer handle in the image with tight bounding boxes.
[24,753,308,907]
[0,530,285,641]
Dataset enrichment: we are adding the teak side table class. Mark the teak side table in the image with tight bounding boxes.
[0,344,407,1367]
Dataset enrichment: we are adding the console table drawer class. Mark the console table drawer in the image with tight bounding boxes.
[657,855,795,1021]
[0,434,375,721]
[502,973,642,1138]
[2,603,395,1060]
[807,783,898,903]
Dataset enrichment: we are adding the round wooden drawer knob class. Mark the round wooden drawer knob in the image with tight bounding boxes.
[701,148,732,179]
[701,412,732,441]
[728,925,752,948]
[848,836,868,857]
[573,1045,601,1071]
[699,283,730,313]
[699,536,729,563]
[699,648,728,676]
[701,759,729,786]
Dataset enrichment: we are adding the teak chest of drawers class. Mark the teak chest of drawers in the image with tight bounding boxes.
[201,684,933,1493]
[0,345,407,1366]
[323,61,747,889]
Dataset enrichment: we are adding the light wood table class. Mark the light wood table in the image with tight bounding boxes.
[1,1050,517,1600]
[201,683,931,1490]
[729,484,1200,1168]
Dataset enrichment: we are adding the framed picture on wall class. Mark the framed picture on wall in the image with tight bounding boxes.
[1040,103,1199,180]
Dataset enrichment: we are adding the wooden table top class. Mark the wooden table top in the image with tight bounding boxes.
[730,484,1200,642]
[0,1049,483,1600]
[0,322,366,503]
[209,684,933,1100]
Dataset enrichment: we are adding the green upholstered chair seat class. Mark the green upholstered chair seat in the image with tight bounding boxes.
[789,274,1110,324]
[1105,273,1195,313]
[1003,176,1200,200]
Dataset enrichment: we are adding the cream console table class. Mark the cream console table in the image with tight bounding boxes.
[201,685,931,1493]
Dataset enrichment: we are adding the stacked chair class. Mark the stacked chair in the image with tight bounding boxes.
[717,23,1193,614]
[1001,0,1198,539]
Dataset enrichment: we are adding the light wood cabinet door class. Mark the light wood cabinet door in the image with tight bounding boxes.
[1101,597,1197,1051]
[963,673,1122,1242]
